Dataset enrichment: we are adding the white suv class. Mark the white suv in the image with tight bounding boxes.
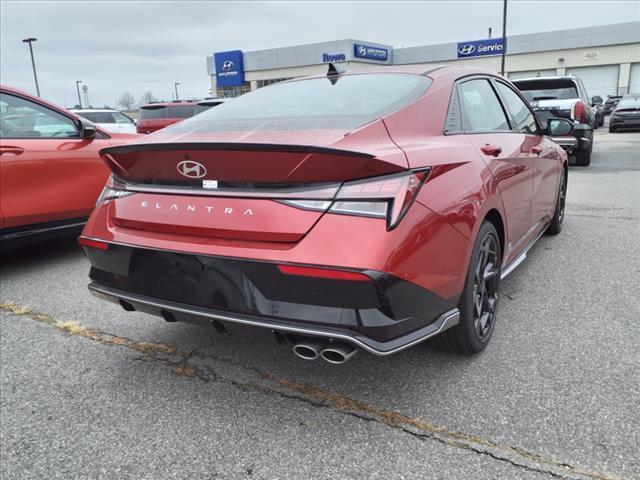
[71,109,136,134]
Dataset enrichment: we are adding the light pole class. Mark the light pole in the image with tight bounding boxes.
[500,0,508,76]
[22,37,40,96]
[75,80,83,108]
[174,82,180,101]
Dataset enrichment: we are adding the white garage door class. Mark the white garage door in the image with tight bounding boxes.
[629,63,640,94]
[508,70,556,80]
[566,65,619,99]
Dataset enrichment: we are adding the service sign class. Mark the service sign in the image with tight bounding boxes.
[354,44,388,61]
[214,50,245,87]
[457,38,505,58]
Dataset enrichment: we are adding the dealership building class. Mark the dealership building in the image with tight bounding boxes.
[206,21,640,100]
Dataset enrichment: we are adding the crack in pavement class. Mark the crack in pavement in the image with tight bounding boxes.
[0,300,625,480]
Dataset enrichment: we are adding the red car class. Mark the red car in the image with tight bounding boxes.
[79,66,573,363]
[0,85,138,244]
[136,101,197,134]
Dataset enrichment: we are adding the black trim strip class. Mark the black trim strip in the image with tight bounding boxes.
[0,217,87,241]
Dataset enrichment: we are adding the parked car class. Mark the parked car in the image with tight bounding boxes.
[603,95,622,115]
[512,75,595,166]
[591,95,605,128]
[136,101,197,134]
[0,85,139,246]
[609,94,640,132]
[194,98,226,115]
[79,65,571,362]
[71,108,137,134]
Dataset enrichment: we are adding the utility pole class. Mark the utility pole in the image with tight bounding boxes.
[22,37,40,96]
[76,80,83,107]
[174,82,180,101]
[500,0,507,76]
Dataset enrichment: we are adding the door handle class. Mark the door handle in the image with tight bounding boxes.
[0,146,25,156]
[480,144,502,157]
[531,145,542,155]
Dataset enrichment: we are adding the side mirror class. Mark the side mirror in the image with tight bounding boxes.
[79,118,97,140]
[591,96,602,106]
[547,118,574,136]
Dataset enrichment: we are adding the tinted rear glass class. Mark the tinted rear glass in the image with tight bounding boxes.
[168,74,431,132]
[169,105,196,118]
[514,80,578,101]
[194,102,223,115]
[139,106,167,120]
[139,105,196,120]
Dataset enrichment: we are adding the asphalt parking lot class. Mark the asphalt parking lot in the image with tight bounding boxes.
[1,125,639,480]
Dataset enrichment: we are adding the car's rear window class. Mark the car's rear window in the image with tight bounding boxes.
[514,80,579,102]
[139,104,196,120]
[169,74,431,131]
[194,102,223,115]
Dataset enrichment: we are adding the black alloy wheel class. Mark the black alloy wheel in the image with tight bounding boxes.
[471,233,500,341]
[546,168,567,235]
[433,221,502,354]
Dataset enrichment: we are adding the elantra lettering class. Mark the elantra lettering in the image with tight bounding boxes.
[139,201,254,216]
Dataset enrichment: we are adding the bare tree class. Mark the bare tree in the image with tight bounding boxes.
[118,92,136,110]
[140,90,157,105]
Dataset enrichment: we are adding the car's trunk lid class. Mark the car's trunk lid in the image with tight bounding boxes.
[100,120,408,242]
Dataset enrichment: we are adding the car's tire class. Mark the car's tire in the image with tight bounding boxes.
[609,126,616,133]
[433,221,501,355]
[575,139,592,166]
[545,167,566,236]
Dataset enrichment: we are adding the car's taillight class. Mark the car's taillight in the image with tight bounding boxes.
[78,237,110,250]
[280,169,429,230]
[96,176,135,206]
[330,169,429,229]
[571,101,587,124]
[277,264,372,282]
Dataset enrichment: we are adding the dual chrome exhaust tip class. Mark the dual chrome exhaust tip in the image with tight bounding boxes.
[291,337,357,364]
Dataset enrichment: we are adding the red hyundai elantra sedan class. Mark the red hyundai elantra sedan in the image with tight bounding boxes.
[79,65,573,363]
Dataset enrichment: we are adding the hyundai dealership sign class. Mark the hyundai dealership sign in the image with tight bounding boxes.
[214,50,245,87]
[354,44,388,61]
[457,38,505,58]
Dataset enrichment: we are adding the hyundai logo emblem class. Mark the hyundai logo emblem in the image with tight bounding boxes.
[458,44,476,55]
[221,60,234,72]
[177,160,207,179]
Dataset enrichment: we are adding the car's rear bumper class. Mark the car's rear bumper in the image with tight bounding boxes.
[82,242,460,355]
[89,282,460,355]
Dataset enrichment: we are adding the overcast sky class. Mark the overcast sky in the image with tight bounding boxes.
[1,0,639,108]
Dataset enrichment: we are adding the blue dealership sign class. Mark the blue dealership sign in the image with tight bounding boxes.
[354,44,388,61]
[457,38,505,58]
[214,50,245,87]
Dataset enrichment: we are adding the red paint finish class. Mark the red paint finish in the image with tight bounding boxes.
[81,66,567,309]
[0,85,140,231]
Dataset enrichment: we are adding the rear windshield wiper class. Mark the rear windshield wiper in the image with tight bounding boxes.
[532,96,558,100]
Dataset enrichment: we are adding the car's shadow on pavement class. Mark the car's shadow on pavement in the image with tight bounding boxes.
[1,236,83,275]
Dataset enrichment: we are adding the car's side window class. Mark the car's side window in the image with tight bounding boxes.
[458,79,510,132]
[494,82,538,134]
[0,92,79,139]
[113,112,134,124]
